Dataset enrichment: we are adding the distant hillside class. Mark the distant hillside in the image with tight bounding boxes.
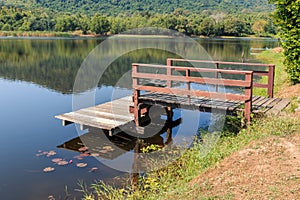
[1,0,274,15]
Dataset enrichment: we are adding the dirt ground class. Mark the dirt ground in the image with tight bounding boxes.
[277,84,300,99]
[190,84,300,199]
[190,134,300,199]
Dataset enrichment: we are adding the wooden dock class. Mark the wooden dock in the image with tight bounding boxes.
[56,94,289,136]
[138,93,290,115]
[55,96,135,136]
[56,59,290,134]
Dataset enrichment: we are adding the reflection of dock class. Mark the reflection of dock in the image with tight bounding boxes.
[57,130,137,160]
[55,96,135,136]
[57,118,181,160]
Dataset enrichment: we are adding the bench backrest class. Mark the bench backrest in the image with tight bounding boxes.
[167,58,275,98]
[132,63,253,103]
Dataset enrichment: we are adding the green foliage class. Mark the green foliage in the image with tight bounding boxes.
[2,0,274,16]
[90,14,110,34]
[0,6,277,37]
[270,0,300,84]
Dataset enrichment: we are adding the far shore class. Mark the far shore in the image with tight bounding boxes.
[0,31,277,40]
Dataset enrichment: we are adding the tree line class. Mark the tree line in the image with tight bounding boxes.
[2,0,274,16]
[0,6,276,37]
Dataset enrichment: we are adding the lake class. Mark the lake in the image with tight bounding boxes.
[0,37,278,199]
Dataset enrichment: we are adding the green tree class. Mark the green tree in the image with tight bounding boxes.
[270,0,300,84]
[197,17,216,36]
[90,14,110,35]
[252,19,267,36]
[54,15,79,32]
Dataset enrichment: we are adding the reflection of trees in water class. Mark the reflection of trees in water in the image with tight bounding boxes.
[0,38,278,93]
[0,39,98,93]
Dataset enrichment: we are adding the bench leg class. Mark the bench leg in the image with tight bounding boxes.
[245,100,252,125]
[133,90,140,127]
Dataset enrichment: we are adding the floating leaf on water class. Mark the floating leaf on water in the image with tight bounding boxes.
[38,150,43,153]
[76,163,88,168]
[43,167,55,173]
[74,156,83,160]
[90,153,100,157]
[57,160,68,166]
[80,153,90,157]
[43,152,48,155]
[103,146,113,150]
[78,146,88,152]
[51,158,63,163]
[36,153,43,157]
[89,167,98,172]
[47,151,57,157]
[99,150,108,154]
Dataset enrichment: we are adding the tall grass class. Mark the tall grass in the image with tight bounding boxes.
[253,50,287,96]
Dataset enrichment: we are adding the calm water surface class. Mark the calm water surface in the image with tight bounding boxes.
[0,37,278,199]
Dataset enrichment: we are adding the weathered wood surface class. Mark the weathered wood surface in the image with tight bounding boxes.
[55,96,134,136]
[139,92,290,115]
[56,94,289,137]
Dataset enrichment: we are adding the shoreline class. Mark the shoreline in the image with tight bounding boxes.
[0,31,277,40]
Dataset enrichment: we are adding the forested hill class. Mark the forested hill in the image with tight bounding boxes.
[2,0,274,15]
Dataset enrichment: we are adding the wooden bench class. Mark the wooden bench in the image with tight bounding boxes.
[131,63,254,126]
[167,58,275,98]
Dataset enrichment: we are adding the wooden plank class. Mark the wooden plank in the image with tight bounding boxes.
[252,96,266,106]
[133,72,252,87]
[252,96,261,102]
[55,97,135,132]
[254,97,269,107]
[266,98,290,115]
[77,109,133,122]
[136,86,249,101]
[167,58,274,68]
[133,63,254,75]
[260,98,277,108]
[139,93,240,112]
[83,107,132,118]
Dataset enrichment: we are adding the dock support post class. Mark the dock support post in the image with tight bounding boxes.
[133,90,141,127]
[245,73,253,125]
[268,65,275,98]
[215,63,219,92]
[166,59,172,88]
[166,107,173,144]
[186,69,191,104]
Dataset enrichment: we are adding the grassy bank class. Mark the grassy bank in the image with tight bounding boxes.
[81,50,299,200]
[253,49,288,96]
[81,116,299,200]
